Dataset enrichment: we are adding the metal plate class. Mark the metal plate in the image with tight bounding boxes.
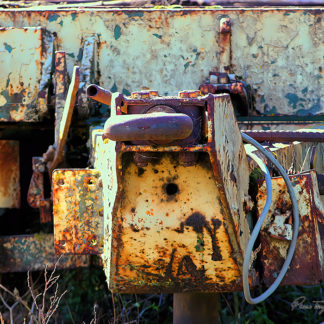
[0,27,53,121]
[257,171,324,286]
[0,140,19,208]
[53,169,104,255]
[0,8,322,116]
[0,234,89,272]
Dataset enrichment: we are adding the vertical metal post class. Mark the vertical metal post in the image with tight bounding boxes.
[173,293,220,324]
[219,17,231,73]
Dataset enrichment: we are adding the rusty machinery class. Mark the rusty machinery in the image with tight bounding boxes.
[52,84,324,310]
[0,1,324,323]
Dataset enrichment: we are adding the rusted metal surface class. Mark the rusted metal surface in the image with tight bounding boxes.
[53,169,104,255]
[200,72,252,116]
[0,234,90,273]
[0,8,322,117]
[27,157,52,223]
[48,66,80,173]
[87,84,112,106]
[219,18,231,73]
[0,27,54,121]
[2,0,324,7]
[0,140,20,208]
[54,51,68,144]
[88,92,251,293]
[77,35,97,117]
[257,171,324,286]
[242,129,324,142]
[104,112,193,142]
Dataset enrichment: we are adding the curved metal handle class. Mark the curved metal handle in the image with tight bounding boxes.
[104,112,193,142]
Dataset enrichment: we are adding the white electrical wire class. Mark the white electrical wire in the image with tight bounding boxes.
[241,132,300,304]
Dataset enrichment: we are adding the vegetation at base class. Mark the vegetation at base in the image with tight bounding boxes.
[0,266,323,323]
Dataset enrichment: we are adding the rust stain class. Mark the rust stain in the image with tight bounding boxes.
[0,140,20,208]
[53,169,104,255]
[257,172,324,286]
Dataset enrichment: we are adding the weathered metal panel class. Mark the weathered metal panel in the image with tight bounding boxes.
[92,93,251,293]
[0,140,19,208]
[257,172,324,286]
[0,234,90,272]
[0,7,322,116]
[0,27,53,121]
[53,169,104,255]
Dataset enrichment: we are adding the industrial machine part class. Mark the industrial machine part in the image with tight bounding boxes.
[200,72,253,116]
[0,2,324,322]
[52,86,324,305]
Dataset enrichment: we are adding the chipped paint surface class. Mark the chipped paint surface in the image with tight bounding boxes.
[0,234,89,272]
[0,7,322,118]
[257,172,324,286]
[0,140,20,208]
[53,169,104,255]
[0,27,53,121]
[89,93,250,293]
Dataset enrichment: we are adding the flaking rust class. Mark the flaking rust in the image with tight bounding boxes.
[257,172,324,286]
[0,27,53,121]
[0,140,20,208]
[53,169,104,255]
[0,7,322,117]
[0,234,89,273]
[93,91,251,293]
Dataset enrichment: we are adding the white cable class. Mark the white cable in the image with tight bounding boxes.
[241,132,300,304]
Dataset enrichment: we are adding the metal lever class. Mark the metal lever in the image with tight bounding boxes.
[104,112,193,143]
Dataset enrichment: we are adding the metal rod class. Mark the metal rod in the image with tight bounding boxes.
[241,130,324,143]
[87,84,112,106]
[104,113,193,142]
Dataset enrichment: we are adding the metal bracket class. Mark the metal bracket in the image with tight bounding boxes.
[53,169,104,255]
[200,72,253,116]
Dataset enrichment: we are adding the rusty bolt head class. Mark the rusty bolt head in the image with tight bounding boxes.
[131,91,151,99]
[220,18,231,34]
[209,74,218,84]
[178,90,201,98]
[149,90,159,97]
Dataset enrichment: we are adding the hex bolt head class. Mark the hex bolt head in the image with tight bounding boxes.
[131,91,151,99]
[149,90,159,97]
[178,90,201,98]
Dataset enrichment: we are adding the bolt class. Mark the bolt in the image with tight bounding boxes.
[131,91,151,99]
[178,90,201,98]
[149,90,159,97]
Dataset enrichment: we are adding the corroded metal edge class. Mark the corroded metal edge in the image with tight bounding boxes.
[0,234,90,272]
[53,169,104,255]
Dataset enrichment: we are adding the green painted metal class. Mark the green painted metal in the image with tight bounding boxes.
[0,6,322,121]
[0,234,90,272]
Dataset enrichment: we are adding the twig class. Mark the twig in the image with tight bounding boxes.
[0,292,19,324]
[0,283,31,312]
